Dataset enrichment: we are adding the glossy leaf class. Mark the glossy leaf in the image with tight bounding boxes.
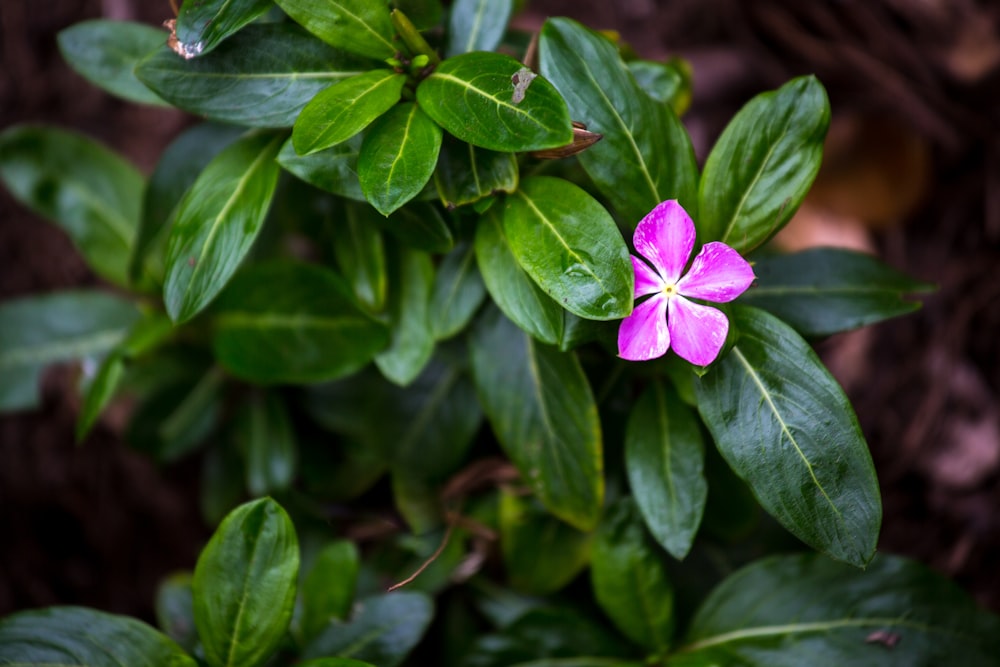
[359,102,442,216]
[591,498,675,653]
[500,491,592,595]
[434,135,518,208]
[628,58,691,115]
[212,261,389,384]
[239,392,297,496]
[334,202,388,311]
[0,291,139,413]
[694,306,881,567]
[668,553,1000,666]
[429,242,487,340]
[163,132,283,323]
[57,20,167,105]
[470,307,603,530]
[446,0,513,56]
[625,381,707,560]
[698,76,830,252]
[134,122,245,283]
[502,176,632,321]
[176,0,273,57]
[302,592,434,666]
[475,208,563,345]
[193,498,299,667]
[278,132,365,201]
[293,70,406,155]
[740,247,933,337]
[539,19,698,224]
[275,0,396,60]
[301,540,360,642]
[0,125,142,286]
[136,24,374,128]
[381,202,454,252]
[417,52,573,152]
[0,606,196,666]
[155,573,198,652]
[375,244,435,385]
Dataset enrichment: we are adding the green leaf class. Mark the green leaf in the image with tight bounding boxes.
[0,606,196,666]
[194,498,299,667]
[417,52,573,152]
[175,0,273,57]
[136,24,375,128]
[475,208,563,345]
[627,58,691,115]
[334,201,388,311]
[391,0,443,30]
[375,243,435,385]
[57,20,168,105]
[0,291,139,413]
[200,438,246,525]
[668,553,1000,666]
[359,102,442,216]
[155,572,198,652]
[470,307,603,530]
[539,18,698,224]
[388,349,482,530]
[698,76,830,252]
[299,660,376,667]
[278,132,365,201]
[625,381,707,560]
[502,176,632,320]
[381,202,454,252]
[434,135,518,209]
[591,498,675,653]
[238,392,297,496]
[0,125,142,286]
[301,540,360,642]
[76,350,126,440]
[500,491,592,595]
[462,608,634,667]
[429,242,486,340]
[446,0,513,56]
[740,247,934,337]
[212,260,389,383]
[293,70,407,155]
[75,312,172,436]
[127,365,225,464]
[163,131,283,323]
[275,0,396,60]
[694,306,881,567]
[133,122,245,284]
[302,592,434,666]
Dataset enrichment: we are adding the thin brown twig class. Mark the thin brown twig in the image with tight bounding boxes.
[387,520,456,592]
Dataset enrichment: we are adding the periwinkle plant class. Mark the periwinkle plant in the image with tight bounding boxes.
[0,0,998,665]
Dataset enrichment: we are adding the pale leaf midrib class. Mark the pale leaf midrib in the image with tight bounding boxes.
[678,616,954,654]
[732,346,841,520]
[0,329,126,368]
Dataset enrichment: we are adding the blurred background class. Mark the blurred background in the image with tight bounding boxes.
[2,0,999,619]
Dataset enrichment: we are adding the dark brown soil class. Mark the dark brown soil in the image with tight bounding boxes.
[2,0,999,620]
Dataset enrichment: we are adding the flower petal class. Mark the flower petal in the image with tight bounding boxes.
[677,241,755,303]
[618,294,669,361]
[632,255,664,298]
[632,200,695,284]
[667,296,729,366]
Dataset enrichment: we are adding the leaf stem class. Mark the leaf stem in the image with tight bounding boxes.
[391,9,440,66]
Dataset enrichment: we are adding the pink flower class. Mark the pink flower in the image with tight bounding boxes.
[617,200,755,365]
